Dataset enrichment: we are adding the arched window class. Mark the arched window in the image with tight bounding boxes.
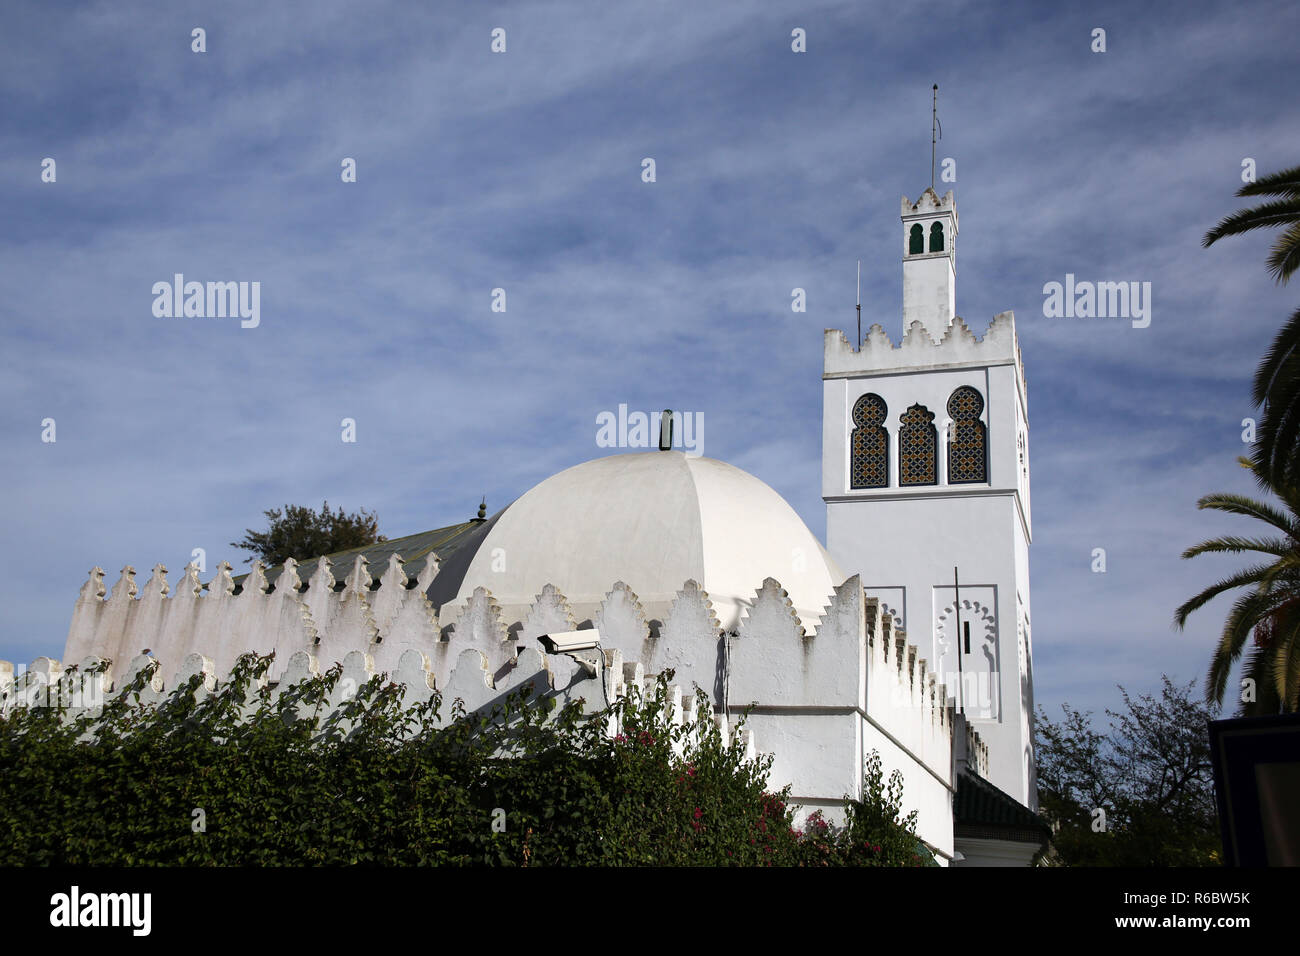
[908,223,924,255]
[929,221,944,252]
[947,386,987,483]
[898,403,937,486]
[850,393,889,489]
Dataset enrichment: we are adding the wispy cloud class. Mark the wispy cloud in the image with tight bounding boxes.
[2,0,1298,723]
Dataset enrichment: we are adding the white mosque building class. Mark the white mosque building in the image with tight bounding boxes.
[10,186,1047,866]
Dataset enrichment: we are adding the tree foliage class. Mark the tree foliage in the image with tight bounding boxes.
[1204,163,1300,489]
[0,654,932,866]
[1034,676,1220,866]
[1175,455,1300,713]
[229,501,386,566]
[1203,163,1300,285]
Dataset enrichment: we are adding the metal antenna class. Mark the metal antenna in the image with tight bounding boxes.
[931,84,942,188]
[953,565,965,715]
[856,259,862,348]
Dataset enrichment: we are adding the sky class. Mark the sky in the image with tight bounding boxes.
[2,0,1298,729]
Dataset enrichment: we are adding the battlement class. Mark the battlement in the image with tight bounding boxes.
[63,560,962,736]
[49,554,983,845]
[956,712,991,779]
[901,187,957,224]
[824,312,1024,380]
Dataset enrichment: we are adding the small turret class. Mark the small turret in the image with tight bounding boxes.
[901,187,958,343]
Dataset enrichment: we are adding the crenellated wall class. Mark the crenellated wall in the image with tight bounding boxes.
[824,312,1025,393]
[0,645,748,765]
[51,556,982,860]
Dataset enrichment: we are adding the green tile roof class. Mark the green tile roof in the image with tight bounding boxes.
[228,518,486,592]
[954,769,1051,846]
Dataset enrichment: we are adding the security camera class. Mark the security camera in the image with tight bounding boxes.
[538,629,603,678]
[537,630,601,654]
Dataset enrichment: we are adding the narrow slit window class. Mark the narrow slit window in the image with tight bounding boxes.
[909,223,924,255]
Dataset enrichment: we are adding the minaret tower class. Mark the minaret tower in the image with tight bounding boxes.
[902,188,958,342]
[821,186,1036,809]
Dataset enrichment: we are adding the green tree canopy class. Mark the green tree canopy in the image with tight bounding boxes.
[1035,676,1220,866]
[230,500,386,566]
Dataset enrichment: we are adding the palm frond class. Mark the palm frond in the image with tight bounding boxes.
[1256,555,1300,589]
[1251,307,1300,406]
[1236,644,1283,715]
[1256,403,1300,492]
[1181,536,1294,560]
[1206,589,1294,706]
[1174,562,1281,627]
[1195,492,1297,536]
[1235,164,1300,200]
[1270,615,1300,711]
[1268,221,1300,283]
[1203,198,1300,247]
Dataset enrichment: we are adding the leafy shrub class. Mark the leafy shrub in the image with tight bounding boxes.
[0,653,932,866]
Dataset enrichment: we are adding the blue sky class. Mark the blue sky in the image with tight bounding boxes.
[3,0,1298,727]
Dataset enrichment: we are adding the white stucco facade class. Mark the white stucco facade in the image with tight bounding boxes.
[822,187,1036,808]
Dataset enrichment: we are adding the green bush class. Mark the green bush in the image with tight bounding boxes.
[0,653,933,866]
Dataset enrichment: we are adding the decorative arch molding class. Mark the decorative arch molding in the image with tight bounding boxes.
[935,596,999,720]
[878,601,903,632]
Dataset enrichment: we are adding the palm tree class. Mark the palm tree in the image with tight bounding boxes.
[1204,163,1300,489]
[1203,163,1300,284]
[1175,457,1300,714]
[1248,305,1300,489]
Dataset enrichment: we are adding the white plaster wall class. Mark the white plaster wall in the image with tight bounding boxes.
[822,333,1034,807]
[863,717,955,863]
[827,495,1029,804]
[744,712,862,809]
[902,253,956,344]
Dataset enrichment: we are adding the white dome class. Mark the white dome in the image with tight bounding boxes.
[431,451,845,629]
